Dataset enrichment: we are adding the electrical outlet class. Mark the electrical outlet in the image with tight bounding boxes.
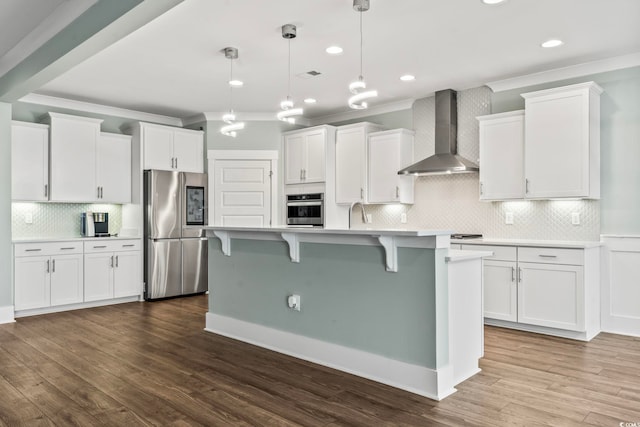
[571,212,581,225]
[400,213,407,224]
[366,214,372,224]
[505,212,514,225]
[287,294,301,311]
[25,213,33,224]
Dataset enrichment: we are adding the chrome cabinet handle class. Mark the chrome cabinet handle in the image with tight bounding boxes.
[480,182,483,195]
[44,184,48,197]
[25,248,42,252]
[52,259,55,273]
[518,267,522,282]
[93,245,107,249]
[538,254,557,258]
[395,186,399,199]
[115,255,119,268]
[175,158,178,169]
[300,169,303,180]
[122,244,135,248]
[60,247,75,250]
[46,260,50,273]
[511,267,515,282]
[110,256,113,268]
[97,187,101,198]
[525,179,530,194]
[360,188,364,200]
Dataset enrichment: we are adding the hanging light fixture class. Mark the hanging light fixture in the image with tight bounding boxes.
[277,24,303,124]
[220,47,245,137]
[348,0,378,109]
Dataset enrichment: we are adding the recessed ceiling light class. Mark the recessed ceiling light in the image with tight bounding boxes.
[400,74,416,82]
[481,0,506,4]
[326,46,343,55]
[229,79,243,87]
[541,39,564,48]
[304,98,317,104]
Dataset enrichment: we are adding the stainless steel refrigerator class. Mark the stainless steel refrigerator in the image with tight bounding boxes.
[144,170,208,300]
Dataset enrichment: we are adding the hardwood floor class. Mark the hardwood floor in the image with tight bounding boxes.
[1,295,639,426]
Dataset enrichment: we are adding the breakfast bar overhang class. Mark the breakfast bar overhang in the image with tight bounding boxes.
[203,226,489,400]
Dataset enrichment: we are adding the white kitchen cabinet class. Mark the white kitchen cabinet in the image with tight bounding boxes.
[522,81,602,199]
[14,242,84,311]
[44,112,103,202]
[335,122,386,204]
[284,126,330,184]
[96,132,132,203]
[477,111,524,200]
[11,121,49,201]
[484,260,518,322]
[140,122,204,173]
[84,239,142,302]
[367,129,414,204]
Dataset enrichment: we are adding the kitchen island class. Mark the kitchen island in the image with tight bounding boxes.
[203,226,489,400]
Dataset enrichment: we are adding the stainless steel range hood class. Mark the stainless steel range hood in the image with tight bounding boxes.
[398,89,479,176]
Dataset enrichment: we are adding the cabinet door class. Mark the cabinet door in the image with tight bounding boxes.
[518,262,584,331]
[524,93,588,198]
[84,252,114,302]
[11,122,49,201]
[483,260,517,321]
[113,251,141,298]
[303,130,326,183]
[336,127,366,204]
[173,130,203,173]
[96,133,131,203]
[14,256,50,310]
[143,125,175,171]
[49,115,99,201]
[284,134,305,184]
[50,254,84,306]
[368,134,402,203]
[478,112,524,200]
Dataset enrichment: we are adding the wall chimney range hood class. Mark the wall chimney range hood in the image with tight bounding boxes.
[398,89,479,176]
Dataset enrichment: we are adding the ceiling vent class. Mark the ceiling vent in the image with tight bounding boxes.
[297,70,322,79]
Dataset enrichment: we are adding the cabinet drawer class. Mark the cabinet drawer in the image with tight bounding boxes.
[15,241,83,257]
[460,244,516,262]
[83,239,141,253]
[518,247,583,265]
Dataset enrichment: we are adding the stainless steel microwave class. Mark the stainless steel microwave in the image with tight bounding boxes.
[286,193,324,227]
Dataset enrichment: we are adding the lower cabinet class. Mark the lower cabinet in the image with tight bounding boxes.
[14,239,141,314]
[84,240,142,302]
[14,242,84,311]
[461,243,599,340]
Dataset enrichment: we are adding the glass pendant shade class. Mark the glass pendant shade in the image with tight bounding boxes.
[220,47,244,137]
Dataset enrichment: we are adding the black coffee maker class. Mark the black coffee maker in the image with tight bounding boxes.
[93,212,109,236]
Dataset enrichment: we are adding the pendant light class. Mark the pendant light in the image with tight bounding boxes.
[348,0,378,109]
[220,47,245,137]
[277,24,303,124]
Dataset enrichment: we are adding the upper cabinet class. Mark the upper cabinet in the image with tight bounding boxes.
[522,82,602,199]
[284,126,331,184]
[367,129,415,204]
[97,133,132,203]
[44,112,103,202]
[477,111,525,201]
[335,122,386,204]
[11,121,49,201]
[141,122,204,173]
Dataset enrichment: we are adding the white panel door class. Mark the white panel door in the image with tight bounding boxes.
[173,130,203,173]
[84,252,114,302]
[113,251,141,298]
[14,256,50,310]
[11,122,49,201]
[143,124,174,170]
[284,134,304,184]
[335,127,365,204]
[50,254,84,306]
[303,130,326,183]
[96,133,131,203]
[518,262,584,331]
[483,260,517,321]
[213,160,272,227]
[368,133,401,203]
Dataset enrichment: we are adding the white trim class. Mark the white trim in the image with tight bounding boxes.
[308,98,415,126]
[0,306,15,324]
[484,318,598,341]
[208,150,278,160]
[14,296,140,318]
[600,235,640,337]
[19,93,183,127]
[205,313,454,400]
[486,52,640,92]
[189,112,312,127]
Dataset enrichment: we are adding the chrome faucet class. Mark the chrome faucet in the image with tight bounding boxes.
[349,201,368,229]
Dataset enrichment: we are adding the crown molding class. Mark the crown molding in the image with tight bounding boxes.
[308,98,415,126]
[486,52,640,93]
[18,93,183,126]
[192,112,312,127]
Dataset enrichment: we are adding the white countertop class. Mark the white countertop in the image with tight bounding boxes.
[202,225,454,238]
[451,237,601,249]
[13,235,141,244]
[445,249,494,263]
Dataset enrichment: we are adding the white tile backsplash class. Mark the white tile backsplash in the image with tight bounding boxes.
[352,86,600,241]
[12,203,123,239]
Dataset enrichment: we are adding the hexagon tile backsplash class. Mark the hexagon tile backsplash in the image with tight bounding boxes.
[12,203,122,239]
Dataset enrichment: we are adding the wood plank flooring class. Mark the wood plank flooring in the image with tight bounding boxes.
[1,295,639,426]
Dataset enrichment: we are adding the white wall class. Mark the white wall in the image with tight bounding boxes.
[0,102,13,317]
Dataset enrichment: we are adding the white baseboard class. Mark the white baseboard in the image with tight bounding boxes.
[14,296,140,318]
[0,305,15,324]
[205,313,456,400]
[484,318,598,341]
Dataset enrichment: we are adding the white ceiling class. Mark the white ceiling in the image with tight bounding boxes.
[5,0,640,121]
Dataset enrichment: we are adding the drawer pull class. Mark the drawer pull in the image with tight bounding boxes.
[511,267,515,282]
[60,247,76,250]
[538,254,557,258]
[25,248,42,252]
[122,244,135,247]
[93,245,107,249]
